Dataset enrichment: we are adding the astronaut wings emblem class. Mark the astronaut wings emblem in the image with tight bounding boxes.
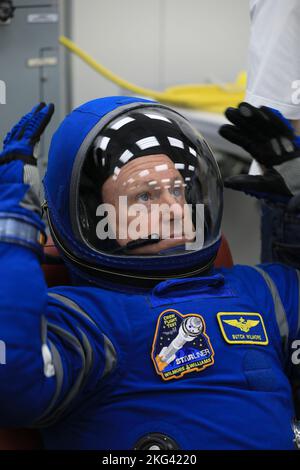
[217,312,269,345]
[223,317,260,333]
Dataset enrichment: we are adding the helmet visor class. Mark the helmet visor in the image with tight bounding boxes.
[77,105,223,258]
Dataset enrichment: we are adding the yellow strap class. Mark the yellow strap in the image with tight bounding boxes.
[59,35,245,113]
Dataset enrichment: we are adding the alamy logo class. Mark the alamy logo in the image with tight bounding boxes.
[0,80,6,104]
[95,197,205,251]
[291,340,300,365]
[0,340,6,365]
[292,80,300,105]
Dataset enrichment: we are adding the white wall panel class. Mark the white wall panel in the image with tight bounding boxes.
[71,0,250,105]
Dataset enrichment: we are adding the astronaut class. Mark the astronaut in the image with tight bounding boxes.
[0,96,300,450]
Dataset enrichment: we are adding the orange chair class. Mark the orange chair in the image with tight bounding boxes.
[215,236,234,269]
[0,235,233,450]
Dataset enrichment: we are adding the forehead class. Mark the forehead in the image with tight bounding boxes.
[115,154,179,183]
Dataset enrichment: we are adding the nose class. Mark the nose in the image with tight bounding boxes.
[160,188,177,205]
[159,189,183,219]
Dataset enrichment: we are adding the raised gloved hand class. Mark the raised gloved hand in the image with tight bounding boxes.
[2,102,54,158]
[219,102,300,203]
[0,102,54,209]
[0,102,54,256]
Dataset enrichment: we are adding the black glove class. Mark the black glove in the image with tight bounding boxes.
[219,102,300,202]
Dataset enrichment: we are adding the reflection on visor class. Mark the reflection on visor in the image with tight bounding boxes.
[78,106,223,258]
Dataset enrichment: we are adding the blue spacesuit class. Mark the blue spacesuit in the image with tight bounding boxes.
[0,97,300,450]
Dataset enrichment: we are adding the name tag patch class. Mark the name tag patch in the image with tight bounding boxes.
[151,309,215,381]
[217,312,268,345]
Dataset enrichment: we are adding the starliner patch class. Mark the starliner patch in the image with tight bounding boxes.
[151,309,214,381]
[217,312,269,345]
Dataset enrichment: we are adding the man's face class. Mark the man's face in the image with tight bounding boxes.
[101,154,195,254]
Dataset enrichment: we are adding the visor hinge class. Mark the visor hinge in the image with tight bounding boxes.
[41,200,48,217]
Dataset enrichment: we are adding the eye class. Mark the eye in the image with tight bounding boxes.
[170,187,183,197]
[137,192,150,202]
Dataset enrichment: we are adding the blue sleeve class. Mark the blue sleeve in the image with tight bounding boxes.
[255,263,300,346]
[257,264,300,419]
[0,159,117,427]
[0,243,115,428]
[36,288,117,428]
